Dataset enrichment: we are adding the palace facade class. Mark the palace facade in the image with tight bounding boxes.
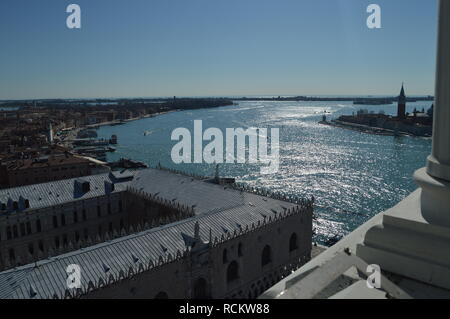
[0,168,313,299]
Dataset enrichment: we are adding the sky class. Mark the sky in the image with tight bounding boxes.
[0,0,439,100]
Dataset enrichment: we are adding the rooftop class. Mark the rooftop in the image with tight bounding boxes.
[0,168,304,216]
[0,170,310,299]
[0,171,130,212]
[4,154,90,171]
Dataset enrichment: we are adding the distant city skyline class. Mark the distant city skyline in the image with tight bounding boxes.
[0,0,438,100]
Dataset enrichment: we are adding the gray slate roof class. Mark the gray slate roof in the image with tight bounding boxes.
[0,168,308,299]
[0,172,133,212]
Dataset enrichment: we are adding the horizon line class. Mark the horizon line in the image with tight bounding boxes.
[0,93,435,103]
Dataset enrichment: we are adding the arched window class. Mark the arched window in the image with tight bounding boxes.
[227,261,239,283]
[193,278,209,299]
[12,225,18,238]
[223,249,228,264]
[261,245,272,267]
[36,219,42,233]
[238,243,243,257]
[289,233,298,252]
[154,291,169,299]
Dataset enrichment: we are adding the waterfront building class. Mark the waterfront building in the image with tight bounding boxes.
[0,168,313,299]
[0,153,106,189]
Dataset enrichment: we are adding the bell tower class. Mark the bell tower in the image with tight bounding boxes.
[397,83,406,119]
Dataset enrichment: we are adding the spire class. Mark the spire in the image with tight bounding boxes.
[400,83,406,99]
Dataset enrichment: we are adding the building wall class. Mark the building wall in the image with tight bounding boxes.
[82,208,312,299]
[0,190,198,270]
[0,192,127,269]
[6,162,91,188]
[85,260,189,299]
[123,191,194,226]
[210,210,312,299]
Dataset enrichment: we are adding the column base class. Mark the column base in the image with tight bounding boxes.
[427,155,450,184]
[414,167,450,227]
[356,187,450,291]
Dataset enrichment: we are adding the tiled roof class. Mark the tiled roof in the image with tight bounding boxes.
[0,168,294,216]
[132,169,265,216]
[0,191,309,299]
[0,172,131,212]
[0,169,313,299]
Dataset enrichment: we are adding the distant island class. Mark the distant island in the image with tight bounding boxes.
[231,95,434,104]
[319,84,434,137]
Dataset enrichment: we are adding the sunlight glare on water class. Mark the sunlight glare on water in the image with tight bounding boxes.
[97,100,432,244]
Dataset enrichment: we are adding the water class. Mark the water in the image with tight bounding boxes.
[96,101,432,243]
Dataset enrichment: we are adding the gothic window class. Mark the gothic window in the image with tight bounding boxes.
[9,249,15,263]
[261,245,272,267]
[36,219,42,232]
[227,261,239,283]
[223,249,228,264]
[13,225,18,238]
[238,243,243,257]
[26,222,32,235]
[53,216,58,228]
[289,233,298,252]
[61,214,66,226]
[193,278,209,299]
[20,223,25,236]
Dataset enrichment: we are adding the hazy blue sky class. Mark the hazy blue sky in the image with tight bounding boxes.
[0,0,438,99]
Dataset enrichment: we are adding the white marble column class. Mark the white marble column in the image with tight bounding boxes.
[415,0,450,225]
[355,3,450,291]
[427,0,450,182]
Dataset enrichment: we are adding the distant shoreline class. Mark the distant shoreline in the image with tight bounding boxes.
[231,96,434,103]
[85,110,175,129]
[320,119,433,138]
[0,96,434,105]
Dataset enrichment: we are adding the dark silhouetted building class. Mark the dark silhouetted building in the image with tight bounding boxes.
[397,84,406,119]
